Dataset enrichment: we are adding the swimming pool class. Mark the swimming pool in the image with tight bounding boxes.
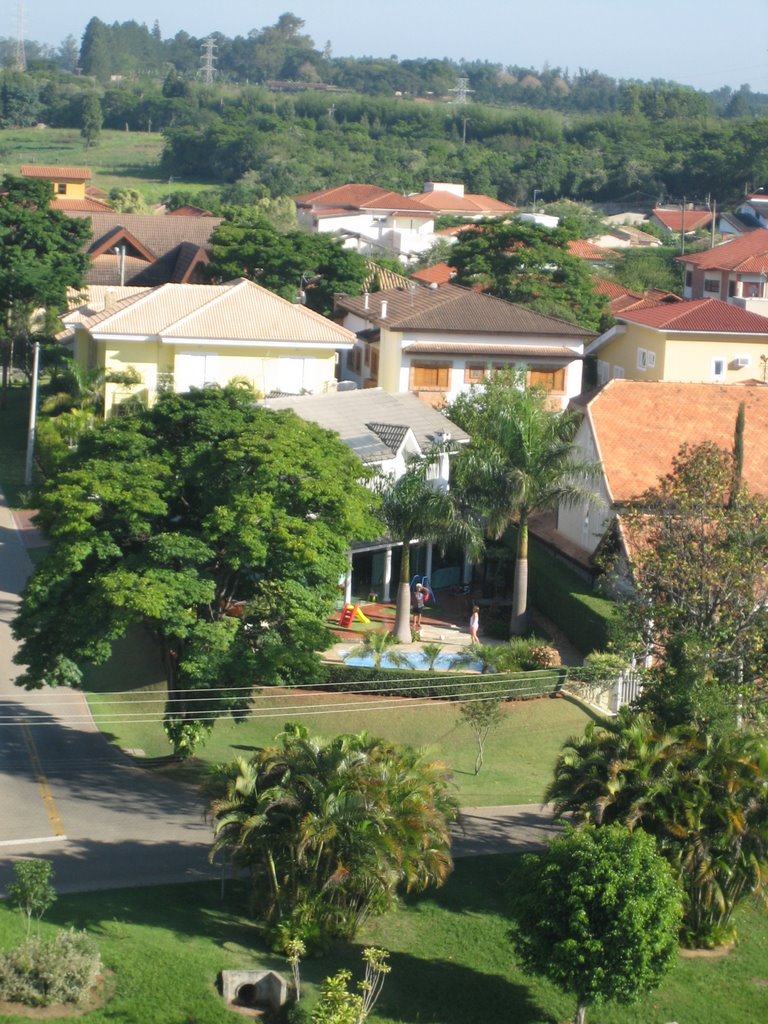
[340,650,484,673]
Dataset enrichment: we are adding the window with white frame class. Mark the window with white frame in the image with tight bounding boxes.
[612,365,625,379]
[711,357,726,382]
[637,348,648,370]
[703,277,720,295]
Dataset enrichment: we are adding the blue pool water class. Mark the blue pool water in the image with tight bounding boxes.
[341,650,483,672]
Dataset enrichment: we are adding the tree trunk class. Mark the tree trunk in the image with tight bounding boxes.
[510,511,529,635]
[393,540,413,643]
[574,1003,587,1024]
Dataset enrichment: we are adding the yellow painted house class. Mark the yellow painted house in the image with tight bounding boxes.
[587,298,768,385]
[61,279,355,416]
[20,165,112,212]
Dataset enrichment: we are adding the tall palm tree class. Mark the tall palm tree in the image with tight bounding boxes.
[377,452,482,643]
[450,372,600,634]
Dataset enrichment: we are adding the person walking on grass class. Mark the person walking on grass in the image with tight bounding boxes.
[412,584,426,637]
[469,605,480,644]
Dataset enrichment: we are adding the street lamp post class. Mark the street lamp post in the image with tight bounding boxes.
[23,340,41,488]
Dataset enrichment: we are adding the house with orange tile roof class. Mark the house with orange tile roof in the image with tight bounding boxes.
[294,184,437,262]
[678,229,768,311]
[60,278,355,417]
[408,181,516,220]
[554,380,768,561]
[567,239,621,267]
[334,283,593,410]
[19,165,112,212]
[650,207,714,236]
[593,278,680,316]
[586,298,768,387]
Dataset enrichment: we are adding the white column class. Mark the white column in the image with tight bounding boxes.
[382,546,392,602]
[344,551,353,606]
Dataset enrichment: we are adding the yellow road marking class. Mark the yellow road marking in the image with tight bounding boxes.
[20,723,65,837]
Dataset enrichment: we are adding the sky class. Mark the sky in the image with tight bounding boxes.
[9,0,768,93]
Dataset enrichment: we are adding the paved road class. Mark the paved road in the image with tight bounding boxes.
[0,491,557,895]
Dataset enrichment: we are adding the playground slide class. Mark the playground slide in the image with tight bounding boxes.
[353,606,371,624]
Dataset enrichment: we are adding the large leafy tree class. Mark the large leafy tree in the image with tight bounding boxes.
[13,387,379,755]
[622,440,768,729]
[450,219,609,330]
[376,453,482,643]
[448,372,599,634]
[546,709,768,948]
[206,209,369,317]
[0,175,90,404]
[208,723,458,947]
[510,824,681,1024]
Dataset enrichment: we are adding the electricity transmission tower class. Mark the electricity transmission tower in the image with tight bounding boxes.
[199,37,217,84]
[449,77,473,104]
[14,1,27,72]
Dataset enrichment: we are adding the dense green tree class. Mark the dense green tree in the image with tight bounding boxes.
[79,92,103,147]
[208,723,457,947]
[207,210,369,317]
[621,441,768,728]
[448,372,599,634]
[450,219,609,330]
[0,176,90,404]
[13,387,379,755]
[0,72,41,127]
[510,824,682,1024]
[546,710,768,948]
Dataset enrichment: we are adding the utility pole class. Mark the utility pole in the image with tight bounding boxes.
[680,196,686,257]
[24,341,40,488]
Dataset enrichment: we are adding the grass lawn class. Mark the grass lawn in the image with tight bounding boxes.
[0,127,223,202]
[0,861,765,1024]
[82,633,592,807]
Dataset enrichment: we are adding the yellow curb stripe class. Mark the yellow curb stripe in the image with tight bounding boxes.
[20,723,65,837]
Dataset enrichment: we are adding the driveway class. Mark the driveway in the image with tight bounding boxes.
[0,491,557,895]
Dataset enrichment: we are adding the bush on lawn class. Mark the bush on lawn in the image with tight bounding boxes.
[0,929,101,1006]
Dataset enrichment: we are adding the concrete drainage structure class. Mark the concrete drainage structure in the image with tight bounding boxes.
[221,970,288,1015]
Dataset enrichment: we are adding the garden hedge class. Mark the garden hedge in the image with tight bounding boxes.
[321,663,566,701]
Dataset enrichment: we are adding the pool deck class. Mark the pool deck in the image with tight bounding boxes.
[326,593,584,667]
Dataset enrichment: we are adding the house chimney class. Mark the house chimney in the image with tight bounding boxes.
[381,300,388,320]
[364,293,369,310]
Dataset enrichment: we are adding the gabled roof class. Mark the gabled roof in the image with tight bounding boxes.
[568,239,620,261]
[64,278,355,347]
[652,208,713,232]
[678,228,768,272]
[20,165,91,181]
[261,388,468,463]
[335,283,593,338]
[577,380,768,503]
[411,263,455,286]
[593,278,680,314]
[295,184,431,214]
[50,197,113,212]
[615,297,768,333]
[409,189,516,216]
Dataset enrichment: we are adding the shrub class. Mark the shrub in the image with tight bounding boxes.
[527,644,562,669]
[0,930,101,1007]
[528,539,621,653]
[321,662,565,701]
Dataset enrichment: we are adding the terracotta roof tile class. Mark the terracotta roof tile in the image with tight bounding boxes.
[20,165,91,180]
[568,239,620,260]
[616,297,768,333]
[50,197,112,212]
[652,208,713,232]
[583,380,768,502]
[410,190,516,215]
[678,229,768,272]
[295,184,430,214]
[335,283,594,337]
[411,263,455,285]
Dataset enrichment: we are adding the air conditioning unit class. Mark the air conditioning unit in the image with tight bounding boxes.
[731,356,750,369]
